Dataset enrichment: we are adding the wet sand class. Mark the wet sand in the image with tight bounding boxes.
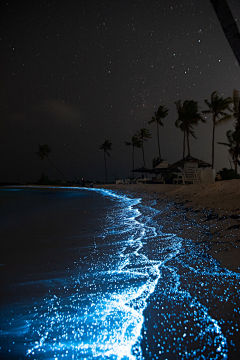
[96,180,240,272]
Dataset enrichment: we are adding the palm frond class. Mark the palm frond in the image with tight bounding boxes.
[175,119,181,128]
[217,110,232,118]
[217,142,231,147]
[203,92,232,118]
[35,152,45,160]
[233,89,239,107]
[202,109,211,114]
[148,117,155,124]
[100,140,113,152]
[203,100,212,109]
[125,135,142,148]
[35,144,51,159]
[215,114,232,125]
[137,128,152,140]
[232,89,240,120]
[211,91,218,102]
[232,128,240,142]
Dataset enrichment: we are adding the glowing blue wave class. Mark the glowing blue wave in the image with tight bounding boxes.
[0,186,239,359]
[24,188,162,359]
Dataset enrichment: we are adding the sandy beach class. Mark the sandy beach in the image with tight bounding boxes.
[96,180,240,272]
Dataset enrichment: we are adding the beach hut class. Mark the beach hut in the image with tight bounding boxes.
[150,161,180,174]
[172,155,211,169]
[172,155,214,183]
[131,167,152,178]
[149,161,180,183]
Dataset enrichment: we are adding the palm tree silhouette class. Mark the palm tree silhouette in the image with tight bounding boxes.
[125,134,142,174]
[100,140,112,183]
[210,0,240,66]
[148,105,169,160]
[202,91,232,169]
[232,89,240,143]
[137,128,152,169]
[36,144,67,183]
[175,100,205,158]
[218,130,240,173]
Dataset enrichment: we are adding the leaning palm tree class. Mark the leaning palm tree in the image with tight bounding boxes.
[36,144,67,182]
[148,105,169,159]
[202,91,232,169]
[99,140,112,183]
[218,130,240,173]
[175,100,205,157]
[137,128,152,169]
[125,134,142,173]
[210,0,240,66]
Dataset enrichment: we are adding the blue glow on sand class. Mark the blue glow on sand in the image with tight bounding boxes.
[0,187,239,359]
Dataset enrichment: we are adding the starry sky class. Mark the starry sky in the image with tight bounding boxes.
[1,0,240,183]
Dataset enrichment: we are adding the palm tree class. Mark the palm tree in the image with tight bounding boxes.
[36,144,67,182]
[210,0,240,66]
[125,134,142,173]
[175,118,196,158]
[218,130,240,173]
[148,105,169,159]
[137,128,152,169]
[175,100,205,157]
[99,140,112,183]
[232,89,240,143]
[202,91,232,169]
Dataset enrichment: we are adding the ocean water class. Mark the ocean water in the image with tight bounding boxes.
[0,187,239,360]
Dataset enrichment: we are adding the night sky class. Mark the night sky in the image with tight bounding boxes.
[1,0,240,183]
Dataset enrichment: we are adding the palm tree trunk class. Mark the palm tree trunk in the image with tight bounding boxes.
[157,122,161,159]
[141,143,147,177]
[183,131,186,158]
[187,132,190,155]
[104,151,107,183]
[142,144,146,168]
[234,146,238,173]
[132,145,135,174]
[236,142,239,174]
[46,156,67,183]
[212,115,216,169]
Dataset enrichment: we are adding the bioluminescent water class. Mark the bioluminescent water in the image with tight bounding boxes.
[0,187,239,359]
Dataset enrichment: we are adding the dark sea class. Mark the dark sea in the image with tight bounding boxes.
[0,187,239,360]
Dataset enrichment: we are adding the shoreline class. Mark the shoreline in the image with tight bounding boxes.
[2,181,240,272]
[95,180,240,272]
